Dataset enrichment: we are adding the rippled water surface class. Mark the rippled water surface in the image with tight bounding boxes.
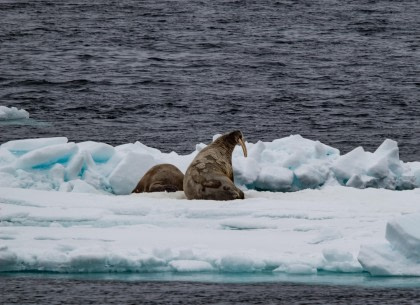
[0,0,419,160]
[2,275,420,305]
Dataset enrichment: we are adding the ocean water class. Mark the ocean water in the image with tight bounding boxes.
[2,274,420,305]
[1,1,420,302]
[0,0,419,161]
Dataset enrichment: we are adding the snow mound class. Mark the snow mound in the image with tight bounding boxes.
[0,106,29,120]
[358,213,420,276]
[0,135,419,194]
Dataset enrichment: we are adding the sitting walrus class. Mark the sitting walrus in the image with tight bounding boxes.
[132,163,184,193]
[183,130,247,200]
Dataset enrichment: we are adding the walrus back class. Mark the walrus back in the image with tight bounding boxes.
[183,131,245,200]
[133,164,184,193]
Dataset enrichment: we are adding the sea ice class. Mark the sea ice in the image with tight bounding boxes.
[332,139,415,190]
[15,143,78,169]
[234,135,339,191]
[1,137,68,153]
[0,135,419,194]
[77,141,115,163]
[0,186,419,276]
[0,106,29,120]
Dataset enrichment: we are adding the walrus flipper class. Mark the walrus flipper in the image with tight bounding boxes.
[149,183,179,193]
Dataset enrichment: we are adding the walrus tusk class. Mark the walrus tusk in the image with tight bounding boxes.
[238,138,247,157]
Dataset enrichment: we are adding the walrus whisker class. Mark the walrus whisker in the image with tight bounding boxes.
[238,138,247,157]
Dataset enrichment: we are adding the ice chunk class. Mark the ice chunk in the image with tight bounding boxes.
[346,174,377,189]
[322,248,362,273]
[366,157,389,179]
[407,162,420,186]
[50,164,65,185]
[216,255,266,272]
[116,141,161,156]
[374,139,399,160]
[254,166,294,191]
[294,164,329,189]
[358,213,420,276]
[0,148,16,166]
[273,264,317,274]
[15,143,78,169]
[65,151,95,181]
[358,242,420,276]
[233,156,260,185]
[0,106,29,120]
[77,141,115,163]
[243,141,266,162]
[234,135,339,191]
[212,134,222,142]
[169,260,214,272]
[1,137,68,153]
[332,147,367,184]
[332,139,414,190]
[108,152,156,195]
[66,179,100,194]
[386,214,420,260]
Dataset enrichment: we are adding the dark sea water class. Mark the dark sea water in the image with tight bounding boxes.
[0,0,419,160]
[1,1,420,303]
[2,276,420,305]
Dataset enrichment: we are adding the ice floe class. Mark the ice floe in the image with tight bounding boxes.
[0,106,29,120]
[0,186,419,276]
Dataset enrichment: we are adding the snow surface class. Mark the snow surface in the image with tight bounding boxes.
[0,186,419,276]
[0,106,29,120]
[0,135,419,194]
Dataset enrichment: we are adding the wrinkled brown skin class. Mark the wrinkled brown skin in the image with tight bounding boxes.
[132,164,184,193]
[184,130,246,200]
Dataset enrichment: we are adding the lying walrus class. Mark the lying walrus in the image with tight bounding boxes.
[132,163,184,193]
[183,130,247,200]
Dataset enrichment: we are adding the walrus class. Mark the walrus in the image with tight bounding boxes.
[183,130,247,200]
[132,163,184,193]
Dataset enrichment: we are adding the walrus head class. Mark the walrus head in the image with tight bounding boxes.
[216,130,247,157]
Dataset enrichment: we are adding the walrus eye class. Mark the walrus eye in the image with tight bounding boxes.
[238,137,247,157]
